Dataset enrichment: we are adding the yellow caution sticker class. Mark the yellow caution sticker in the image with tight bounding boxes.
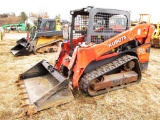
[98,35,101,38]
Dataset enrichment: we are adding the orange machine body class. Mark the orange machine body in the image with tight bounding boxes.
[55,24,154,87]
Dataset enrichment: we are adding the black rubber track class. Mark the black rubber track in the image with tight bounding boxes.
[79,55,141,96]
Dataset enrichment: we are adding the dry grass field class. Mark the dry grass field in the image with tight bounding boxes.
[0,36,160,120]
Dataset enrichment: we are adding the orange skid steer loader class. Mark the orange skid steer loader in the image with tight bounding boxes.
[16,6,154,115]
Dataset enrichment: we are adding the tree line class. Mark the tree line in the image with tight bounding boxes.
[0,11,49,21]
[0,11,60,26]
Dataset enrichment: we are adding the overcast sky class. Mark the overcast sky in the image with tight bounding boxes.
[0,0,158,23]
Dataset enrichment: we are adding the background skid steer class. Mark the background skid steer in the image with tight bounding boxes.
[11,18,65,56]
[16,6,154,115]
[151,22,160,47]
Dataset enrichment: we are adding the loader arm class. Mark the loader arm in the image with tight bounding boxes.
[70,24,154,87]
[93,24,154,57]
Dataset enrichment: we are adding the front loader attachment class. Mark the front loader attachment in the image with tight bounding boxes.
[11,38,31,56]
[16,60,74,115]
[16,38,27,44]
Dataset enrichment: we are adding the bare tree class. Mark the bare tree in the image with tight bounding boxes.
[0,13,8,18]
[10,12,16,17]
[29,10,49,18]
[54,14,61,20]
[38,10,49,18]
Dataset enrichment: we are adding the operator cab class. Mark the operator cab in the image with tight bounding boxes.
[69,6,130,49]
[37,18,57,31]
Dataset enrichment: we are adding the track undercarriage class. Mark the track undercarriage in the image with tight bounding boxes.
[34,39,62,54]
[80,55,141,96]
[151,38,160,47]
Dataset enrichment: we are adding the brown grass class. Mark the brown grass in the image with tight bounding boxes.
[0,38,160,120]
[0,16,22,26]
